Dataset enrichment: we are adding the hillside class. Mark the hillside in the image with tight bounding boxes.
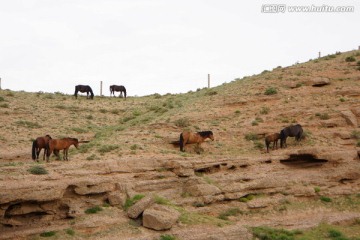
[1,50,360,239]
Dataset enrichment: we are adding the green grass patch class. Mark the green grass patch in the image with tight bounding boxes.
[174,117,190,128]
[245,133,258,141]
[85,206,103,214]
[65,228,75,236]
[159,235,177,240]
[98,144,119,153]
[251,226,302,240]
[40,231,56,237]
[218,207,242,220]
[28,165,48,175]
[124,194,145,210]
[264,87,277,95]
[15,120,42,129]
[320,196,332,202]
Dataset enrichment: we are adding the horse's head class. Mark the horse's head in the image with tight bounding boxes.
[72,138,79,149]
[209,131,215,141]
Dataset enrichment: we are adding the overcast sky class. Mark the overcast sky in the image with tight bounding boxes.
[0,0,359,96]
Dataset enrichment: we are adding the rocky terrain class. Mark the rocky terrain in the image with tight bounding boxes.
[1,50,360,239]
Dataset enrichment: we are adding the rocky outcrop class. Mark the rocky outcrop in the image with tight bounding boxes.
[127,195,155,219]
[311,77,330,87]
[143,204,180,230]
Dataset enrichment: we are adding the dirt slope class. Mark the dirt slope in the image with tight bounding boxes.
[0,50,360,239]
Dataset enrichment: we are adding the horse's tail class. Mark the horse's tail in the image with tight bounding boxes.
[123,87,127,99]
[179,133,184,152]
[110,86,112,96]
[31,140,37,160]
[74,86,78,98]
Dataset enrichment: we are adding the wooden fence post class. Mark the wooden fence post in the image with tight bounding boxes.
[100,81,103,96]
[208,74,210,88]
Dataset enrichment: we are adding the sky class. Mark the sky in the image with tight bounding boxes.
[0,0,359,97]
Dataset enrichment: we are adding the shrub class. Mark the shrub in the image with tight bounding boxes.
[0,103,9,108]
[320,196,332,202]
[245,133,258,141]
[264,87,277,95]
[328,229,344,238]
[174,117,190,127]
[351,130,360,139]
[218,208,242,220]
[315,113,330,120]
[260,107,270,114]
[86,154,98,160]
[314,187,321,193]
[124,194,145,210]
[28,166,48,175]
[345,56,356,62]
[205,89,218,96]
[98,145,119,153]
[65,228,75,236]
[0,96,4,101]
[40,231,56,237]
[357,60,360,66]
[159,235,177,240]
[85,206,103,214]
[15,120,42,129]
[251,226,302,240]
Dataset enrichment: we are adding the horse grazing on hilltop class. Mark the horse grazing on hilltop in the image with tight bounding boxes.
[46,138,81,161]
[280,124,303,148]
[110,85,127,98]
[178,131,214,152]
[74,85,94,99]
[32,135,52,161]
[265,133,280,153]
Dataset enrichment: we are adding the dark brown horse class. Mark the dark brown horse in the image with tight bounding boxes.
[46,138,80,161]
[32,135,52,161]
[74,85,94,99]
[280,124,303,148]
[179,131,214,152]
[110,85,126,98]
[265,133,280,153]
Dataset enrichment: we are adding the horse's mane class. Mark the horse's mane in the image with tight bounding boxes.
[197,131,213,137]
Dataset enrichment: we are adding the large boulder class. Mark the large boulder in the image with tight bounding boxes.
[341,110,358,127]
[143,204,180,230]
[127,195,155,219]
[311,77,330,87]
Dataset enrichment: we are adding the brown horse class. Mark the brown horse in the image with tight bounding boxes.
[179,131,214,152]
[265,133,280,153]
[46,138,80,161]
[110,85,126,98]
[32,135,52,161]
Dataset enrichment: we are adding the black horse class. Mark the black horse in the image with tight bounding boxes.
[280,124,303,148]
[110,85,127,98]
[74,85,94,99]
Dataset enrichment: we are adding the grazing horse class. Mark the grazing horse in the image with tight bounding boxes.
[110,85,127,98]
[46,138,79,161]
[265,133,280,153]
[74,85,94,99]
[280,124,303,148]
[31,135,52,161]
[179,131,214,152]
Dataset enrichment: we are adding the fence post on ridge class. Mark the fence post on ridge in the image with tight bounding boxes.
[0,78,1,90]
[208,74,210,88]
[100,81,103,96]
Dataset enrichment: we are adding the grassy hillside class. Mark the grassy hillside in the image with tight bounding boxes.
[1,49,359,162]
